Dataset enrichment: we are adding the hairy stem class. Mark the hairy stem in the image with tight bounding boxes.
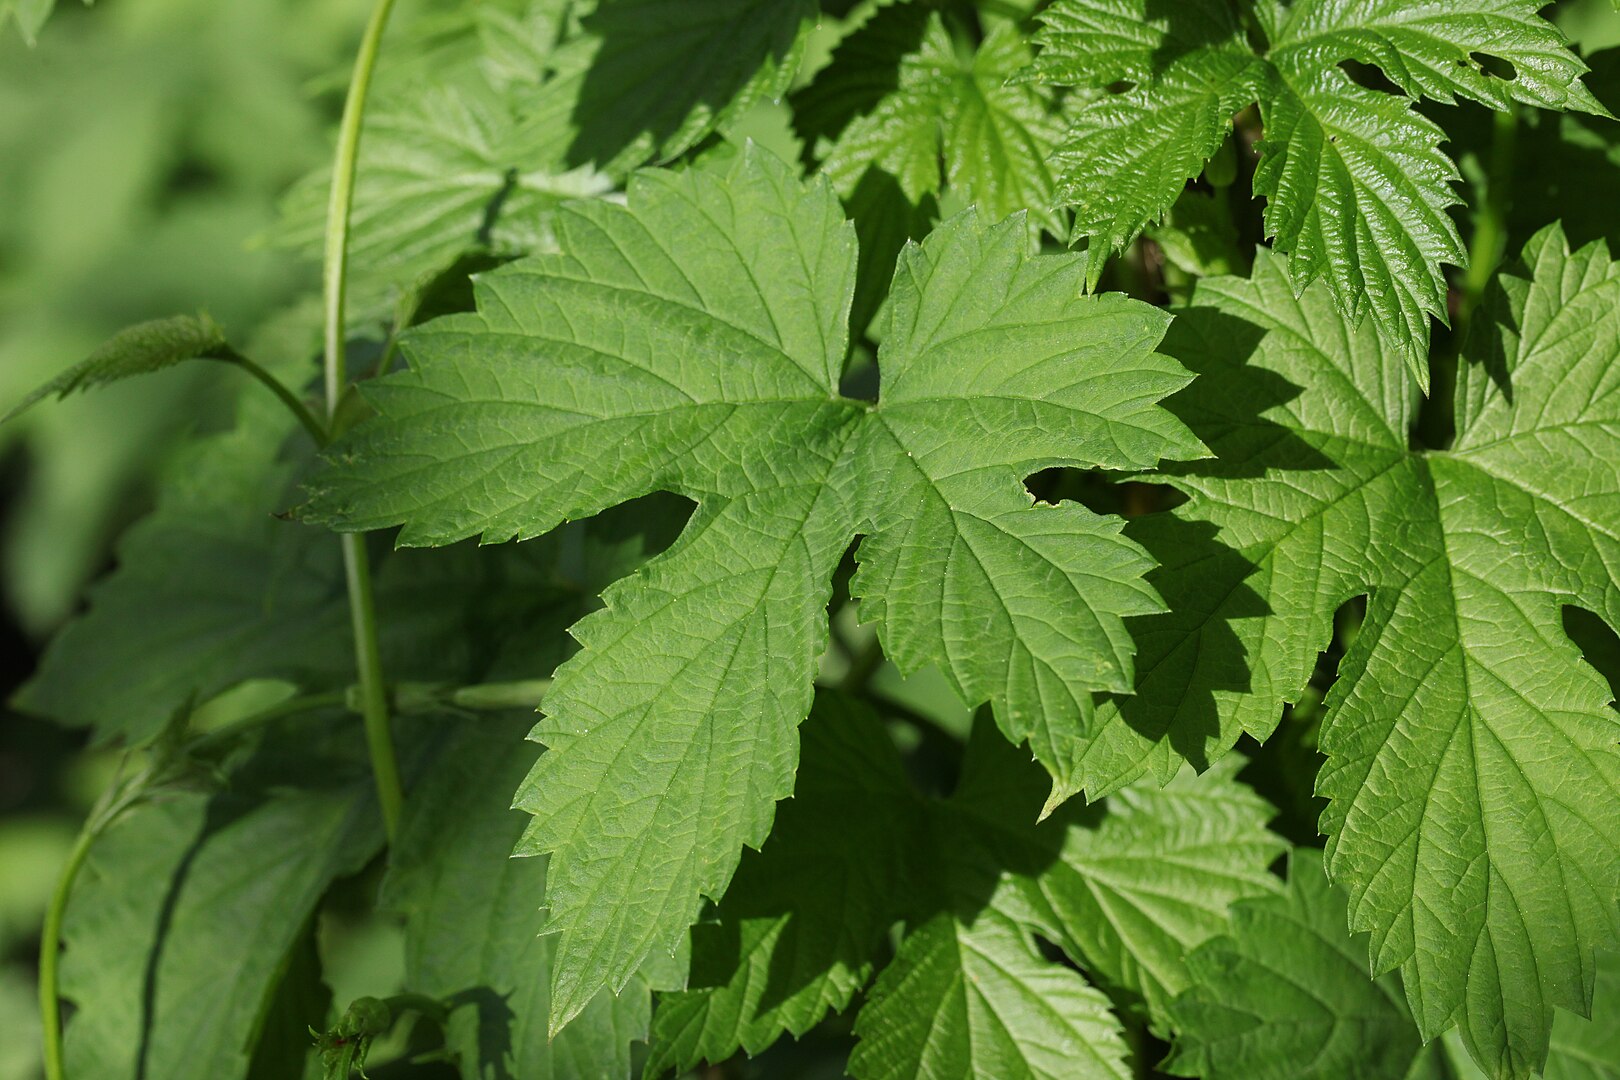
[324,0,404,841]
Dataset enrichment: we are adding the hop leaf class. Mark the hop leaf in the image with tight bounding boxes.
[308,146,1202,1029]
[793,5,1076,239]
[1055,227,1620,1077]
[5,314,227,422]
[846,718,1284,1079]
[1027,0,1609,375]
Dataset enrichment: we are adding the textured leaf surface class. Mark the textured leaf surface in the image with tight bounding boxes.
[1164,850,1422,1080]
[533,0,816,172]
[942,720,1284,1035]
[310,148,1197,1030]
[645,694,922,1075]
[275,9,611,318]
[1027,0,1263,284]
[852,208,1203,792]
[847,719,1208,1080]
[1167,856,1620,1080]
[1024,758,1285,1029]
[383,717,651,1079]
[795,6,1074,238]
[59,721,384,1080]
[850,905,1131,1080]
[6,314,226,421]
[1028,0,1602,362]
[1058,232,1620,1077]
[1262,0,1610,113]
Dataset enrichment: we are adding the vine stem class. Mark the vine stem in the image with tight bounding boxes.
[38,830,91,1080]
[324,0,404,841]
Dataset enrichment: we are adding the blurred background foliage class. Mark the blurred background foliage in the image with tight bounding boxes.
[0,1,1617,1078]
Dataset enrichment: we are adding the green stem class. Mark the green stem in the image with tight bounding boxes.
[1459,105,1518,333]
[342,535,403,837]
[209,350,328,445]
[324,0,404,842]
[382,991,449,1026]
[38,829,93,1080]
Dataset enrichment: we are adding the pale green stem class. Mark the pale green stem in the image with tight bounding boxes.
[38,829,92,1080]
[324,0,404,842]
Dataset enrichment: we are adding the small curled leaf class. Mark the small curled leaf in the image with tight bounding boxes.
[4,313,227,422]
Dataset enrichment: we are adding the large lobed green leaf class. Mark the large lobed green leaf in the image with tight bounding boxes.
[1027,0,1609,374]
[1056,227,1620,1077]
[308,146,1203,1030]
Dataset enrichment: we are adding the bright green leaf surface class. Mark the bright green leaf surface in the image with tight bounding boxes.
[1057,230,1620,1077]
[59,722,384,1080]
[644,694,923,1075]
[1028,0,1602,365]
[384,717,651,1079]
[795,5,1075,238]
[852,208,1203,791]
[1024,757,1285,1029]
[849,905,1131,1080]
[838,718,1283,1078]
[309,148,1198,1031]
[940,720,1285,1035]
[1027,0,1263,285]
[1263,0,1611,114]
[846,718,1270,1080]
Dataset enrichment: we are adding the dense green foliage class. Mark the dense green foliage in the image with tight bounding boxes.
[5,1,1620,1079]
